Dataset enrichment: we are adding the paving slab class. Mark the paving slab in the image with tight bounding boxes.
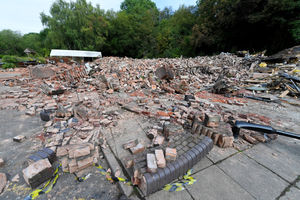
[206,145,238,163]
[265,136,300,161]
[244,143,300,182]
[218,152,289,200]
[279,187,300,200]
[146,189,193,200]
[192,156,213,174]
[187,165,254,200]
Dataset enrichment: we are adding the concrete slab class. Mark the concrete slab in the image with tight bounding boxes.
[192,156,213,174]
[207,145,238,163]
[218,153,289,200]
[187,165,254,200]
[244,143,300,182]
[265,136,300,161]
[102,147,134,197]
[146,189,193,200]
[279,187,300,200]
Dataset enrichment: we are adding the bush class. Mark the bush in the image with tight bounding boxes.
[2,55,21,63]
[36,57,46,64]
[2,63,16,69]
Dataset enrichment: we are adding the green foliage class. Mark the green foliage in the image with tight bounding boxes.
[2,55,21,63]
[2,63,16,69]
[0,0,299,58]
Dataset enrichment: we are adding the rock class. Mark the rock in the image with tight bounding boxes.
[0,173,7,194]
[40,110,51,121]
[204,113,220,128]
[147,154,157,173]
[123,139,138,150]
[155,66,174,80]
[12,174,20,182]
[29,65,55,79]
[129,143,145,155]
[155,149,166,168]
[22,159,54,188]
[0,158,4,167]
[165,147,177,161]
[13,135,26,142]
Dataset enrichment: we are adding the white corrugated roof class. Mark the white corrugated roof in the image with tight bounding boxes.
[50,49,102,58]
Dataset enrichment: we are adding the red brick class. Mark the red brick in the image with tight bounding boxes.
[22,159,54,188]
[123,139,138,150]
[155,149,166,168]
[56,146,68,157]
[147,154,157,173]
[77,156,94,171]
[154,135,165,146]
[165,148,177,161]
[68,145,90,158]
[130,143,145,155]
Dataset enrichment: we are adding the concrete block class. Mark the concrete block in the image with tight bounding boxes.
[204,113,220,128]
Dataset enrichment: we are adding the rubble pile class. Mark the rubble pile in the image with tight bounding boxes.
[0,47,299,196]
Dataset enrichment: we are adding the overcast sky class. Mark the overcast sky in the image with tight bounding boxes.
[0,0,197,34]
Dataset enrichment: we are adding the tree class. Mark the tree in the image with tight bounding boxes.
[193,0,300,54]
[0,30,23,55]
[108,0,159,58]
[40,0,109,51]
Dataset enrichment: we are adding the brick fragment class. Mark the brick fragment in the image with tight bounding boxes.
[130,143,145,154]
[22,159,54,188]
[0,158,4,167]
[204,113,220,128]
[13,135,26,142]
[153,135,164,146]
[77,156,94,171]
[243,134,258,144]
[251,134,266,143]
[212,132,220,145]
[217,135,234,148]
[56,146,68,157]
[147,154,157,173]
[155,149,166,168]
[123,139,138,150]
[0,173,7,194]
[69,145,91,158]
[68,159,78,173]
[165,148,177,161]
[61,157,69,172]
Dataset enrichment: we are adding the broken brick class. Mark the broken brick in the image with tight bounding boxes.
[153,135,165,146]
[77,156,94,171]
[68,145,91,159]
[165,147,177,161]
[147,154,157,173]
[123,139,138,150]
[130,143,145,155]
[22,159,54,188]
[13,135,26,142]
[204,113,220,128]
[155,149,166,168]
